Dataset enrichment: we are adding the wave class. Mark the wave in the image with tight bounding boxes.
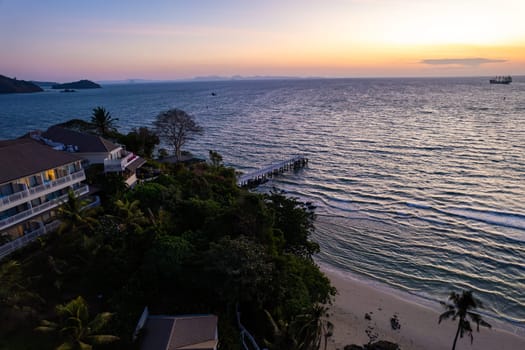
[405,201,433,210]
[442,207,525,232]
[403,202,525,233]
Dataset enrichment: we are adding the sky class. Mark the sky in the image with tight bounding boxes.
[0,0,524,81]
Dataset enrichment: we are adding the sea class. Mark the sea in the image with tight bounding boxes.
[1,77,524,332]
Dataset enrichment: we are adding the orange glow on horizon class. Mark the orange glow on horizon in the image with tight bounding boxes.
[2,0,524,80]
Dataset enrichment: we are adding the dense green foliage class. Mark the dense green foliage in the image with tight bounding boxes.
[0,159,334,349]
[117,127,159,158]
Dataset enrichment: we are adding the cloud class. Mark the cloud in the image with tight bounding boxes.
[421,58,507,66]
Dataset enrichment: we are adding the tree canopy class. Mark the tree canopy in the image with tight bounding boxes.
[0,154,334,349]
[153,108,203,161]
[91,106,119,137]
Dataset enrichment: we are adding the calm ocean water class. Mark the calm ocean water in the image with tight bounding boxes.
[1,77,524,329]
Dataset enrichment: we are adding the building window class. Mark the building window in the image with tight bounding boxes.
[31,197,43,207]
[0,183,14,197]
[29,175,40,187]
[56,166,68,178]
[44,169,57,182]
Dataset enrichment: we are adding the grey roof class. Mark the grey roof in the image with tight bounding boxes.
[126,156,147,172]
[141,315,218,350]
[141,318,174,350]
[0,138,82,185]
[41,126,120,153]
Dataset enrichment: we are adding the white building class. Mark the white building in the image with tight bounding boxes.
[38,126,145,187]
[0,138,89,260]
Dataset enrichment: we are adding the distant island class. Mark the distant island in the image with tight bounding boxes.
[52,79,101,89]
[0,75,43,94]
[31,80,59,88]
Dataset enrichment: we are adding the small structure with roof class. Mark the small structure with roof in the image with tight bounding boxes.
[134,307,218,350]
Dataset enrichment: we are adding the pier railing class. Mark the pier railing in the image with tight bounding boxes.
[237,155,308,187]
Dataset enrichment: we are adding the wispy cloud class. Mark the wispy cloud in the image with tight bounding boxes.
[421,58,507,66]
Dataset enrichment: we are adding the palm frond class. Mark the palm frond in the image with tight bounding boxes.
[77,340,93,350]
[438,310,455,323]
[85,334,120,345]
[88,312,114,332]
[56,342,75,350]
[35,319,59,332]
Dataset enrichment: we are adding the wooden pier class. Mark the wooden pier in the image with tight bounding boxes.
[237,155,308,187]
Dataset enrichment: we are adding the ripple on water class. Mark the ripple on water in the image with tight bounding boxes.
[1,78,524,327]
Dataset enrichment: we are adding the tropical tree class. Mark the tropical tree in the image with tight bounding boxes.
[439,290,491,350]
[35,296,119,350]
[264,309,299,350]
[97,172,128,201]
[153,108,203,161]
[0,260,40,312]
[265,190,319,258]
[119,127,159,158]
[209,150,223,168]
[58,190,98,234]
[293,305,334,350]
[91,106,118,136]
[112,198,147,232]
[264,305,333,350]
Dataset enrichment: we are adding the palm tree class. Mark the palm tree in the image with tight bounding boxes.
[264,309,299,350]
[293,305,333,350]
[264,305,333,350]
[439,290,491,350]
[57,190,97,234]
[35,296,119,350]
[112,198,147,232]
[91,106,118,136]
[0,260,41,312]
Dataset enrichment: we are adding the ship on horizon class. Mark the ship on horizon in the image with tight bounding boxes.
[489,76,512,84]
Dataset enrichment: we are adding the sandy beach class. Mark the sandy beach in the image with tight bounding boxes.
[321,265,525,350]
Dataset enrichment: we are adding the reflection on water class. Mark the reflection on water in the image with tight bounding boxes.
[1,77,524,326]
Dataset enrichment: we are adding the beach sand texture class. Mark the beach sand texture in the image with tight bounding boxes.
[322,267,525,350]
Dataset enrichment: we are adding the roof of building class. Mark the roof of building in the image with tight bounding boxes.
[41,126,120,153]
[141,315,218,350]
[126,156,147,173]
[0,138,83,185]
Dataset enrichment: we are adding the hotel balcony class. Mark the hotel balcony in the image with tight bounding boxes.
[0,184,89,231]
[0,220,61,261]
[104,151,139,172]
[0,170,86,212]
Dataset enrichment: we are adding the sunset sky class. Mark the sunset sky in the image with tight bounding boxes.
[1,0,524,81]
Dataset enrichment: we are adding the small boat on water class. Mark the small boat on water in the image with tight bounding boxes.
[489,76,512,84]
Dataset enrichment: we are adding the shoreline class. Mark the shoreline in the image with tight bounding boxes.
[320,264,525,350]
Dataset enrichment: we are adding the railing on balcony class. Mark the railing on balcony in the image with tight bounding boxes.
[0,185,89,229]
[0,220,62,261]
[81,195,101,210]
[0,170,86,210]
[104,152,138,172]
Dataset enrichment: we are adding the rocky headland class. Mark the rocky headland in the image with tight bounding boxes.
[0,75,43,93]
